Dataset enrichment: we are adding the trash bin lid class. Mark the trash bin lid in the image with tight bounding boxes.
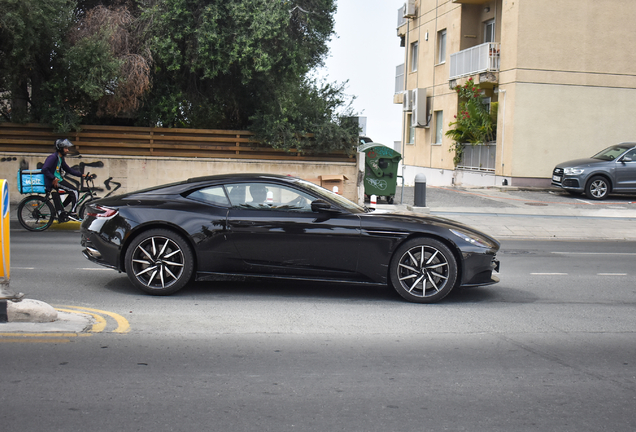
[358,143,402,160]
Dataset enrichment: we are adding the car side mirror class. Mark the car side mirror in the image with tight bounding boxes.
[311,199,339,213]
[621,156,633,163]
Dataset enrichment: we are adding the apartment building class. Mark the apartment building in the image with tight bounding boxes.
[395,0,636,187]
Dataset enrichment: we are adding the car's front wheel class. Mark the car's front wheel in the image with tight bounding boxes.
[124,229,194,295]
[585,175,610,200]
[389,237,458,303]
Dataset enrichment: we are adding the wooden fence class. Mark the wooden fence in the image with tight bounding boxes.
[0,123,355,163]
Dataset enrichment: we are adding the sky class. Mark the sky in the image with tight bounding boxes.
[316,0,406,147]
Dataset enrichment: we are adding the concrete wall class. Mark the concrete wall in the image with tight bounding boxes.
[1,153,359,204]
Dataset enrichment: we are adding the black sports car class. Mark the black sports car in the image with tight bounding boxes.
[80,173,500,303]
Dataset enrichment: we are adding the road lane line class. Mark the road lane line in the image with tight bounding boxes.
[58,306,130,334]
[552,252,636,256]
[0,338,72,343]
[77,268,113,271]
[531,273,568,275]
[597,273,628,276]
[55,308,107,333]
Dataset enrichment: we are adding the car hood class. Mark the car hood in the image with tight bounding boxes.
[364,208,500,248]
[556,157,607,168]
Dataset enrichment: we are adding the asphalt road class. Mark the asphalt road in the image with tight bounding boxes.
[1,229,635,431]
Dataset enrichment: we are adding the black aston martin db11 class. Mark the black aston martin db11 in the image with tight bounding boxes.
[80,173,500,303]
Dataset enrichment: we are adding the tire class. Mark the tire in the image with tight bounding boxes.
[78,197,99,220]
[585,176,610,200]
[389,237,458,303]
[17,196,55,231]
[124,229,194,295]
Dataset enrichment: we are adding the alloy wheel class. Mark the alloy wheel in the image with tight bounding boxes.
[396,244,451,298]
[130,235,186,290]
[589,180,607,198]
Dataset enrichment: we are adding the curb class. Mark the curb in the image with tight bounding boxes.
[0,298,57,323]
[10,219,81,231]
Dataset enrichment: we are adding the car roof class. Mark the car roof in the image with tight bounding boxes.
[186,173,299,185]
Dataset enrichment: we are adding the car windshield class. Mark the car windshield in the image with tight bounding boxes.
[294,179,368,213]
[592,145,632,161]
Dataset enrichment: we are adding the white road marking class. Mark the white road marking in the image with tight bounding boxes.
[552,252,636,256]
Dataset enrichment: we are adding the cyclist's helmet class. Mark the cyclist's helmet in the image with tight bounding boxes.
[55,138,79,155]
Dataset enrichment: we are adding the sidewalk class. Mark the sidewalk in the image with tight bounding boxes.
[382,185,636,241]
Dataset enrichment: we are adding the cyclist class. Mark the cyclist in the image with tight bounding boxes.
[41,138,85,222]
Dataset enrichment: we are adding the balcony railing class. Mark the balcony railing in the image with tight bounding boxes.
[449,43,500,80]
[395,63,405,94]
[457,142,496,172]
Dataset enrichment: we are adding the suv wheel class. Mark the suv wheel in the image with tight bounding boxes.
[585,176,610,200]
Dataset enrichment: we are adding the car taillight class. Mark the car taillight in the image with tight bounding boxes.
[87,205,118,218]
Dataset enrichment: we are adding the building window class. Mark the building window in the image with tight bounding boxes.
[410,41,418,72]
[407,114,415,144]
[484,19,495,43]
[434,111,443,144]
[437,30,446,64]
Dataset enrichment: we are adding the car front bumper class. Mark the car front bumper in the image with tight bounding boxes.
[551,168,586,192]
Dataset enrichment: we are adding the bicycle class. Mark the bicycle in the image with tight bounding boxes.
[17,172,101,231]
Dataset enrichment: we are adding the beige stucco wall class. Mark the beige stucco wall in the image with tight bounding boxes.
[500,0,636,180]
[398,0,636,185]
[507,83,636,178]
[0,153,359,204]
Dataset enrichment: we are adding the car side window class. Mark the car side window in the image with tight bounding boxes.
[623,149,636,160]
[226,182,314,212]
[187,185,230,206]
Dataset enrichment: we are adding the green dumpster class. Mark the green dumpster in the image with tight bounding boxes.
[359,143,402,204]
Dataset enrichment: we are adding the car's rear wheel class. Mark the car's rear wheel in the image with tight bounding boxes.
[389,237,458,303]
[124,229,194,295]
[585,176,610,200]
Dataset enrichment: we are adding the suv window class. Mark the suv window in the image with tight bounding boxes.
[621,148,636,160]
[592,145,632,161]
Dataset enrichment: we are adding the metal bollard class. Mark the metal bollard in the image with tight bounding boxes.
[414,173,427,207]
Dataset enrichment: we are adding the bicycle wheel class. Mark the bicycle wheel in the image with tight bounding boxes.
[17,195,55,231]
[78,197,99,220]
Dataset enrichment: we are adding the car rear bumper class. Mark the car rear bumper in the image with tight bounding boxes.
[81,232,121,271]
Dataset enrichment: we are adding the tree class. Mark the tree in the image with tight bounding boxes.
[1,0,359,153]
[138,0,358,153]
[446,78,497,165]
[0,0,151,131]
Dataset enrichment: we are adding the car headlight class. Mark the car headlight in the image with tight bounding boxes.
[564,167,584,175]
[450,228,496,249]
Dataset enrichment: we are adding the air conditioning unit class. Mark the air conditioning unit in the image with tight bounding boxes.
[403,0,416,18]
[402,90,413,112]
[412,88,431,128]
